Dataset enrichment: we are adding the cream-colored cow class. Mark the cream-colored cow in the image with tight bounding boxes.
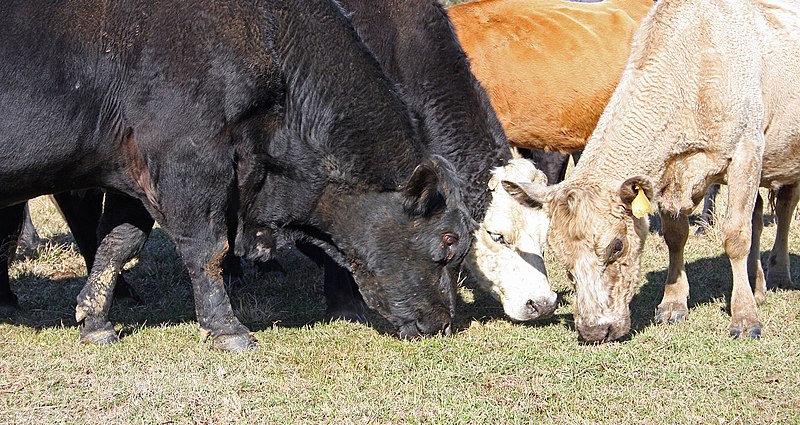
[509,0,800,342]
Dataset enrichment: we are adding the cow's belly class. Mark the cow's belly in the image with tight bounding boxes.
[761,122,800,188]
[0,101,106,206]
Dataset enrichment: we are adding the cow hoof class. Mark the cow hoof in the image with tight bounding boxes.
[81,328,119,345]
[694,226,709,237]
[79,316,118,345]
[256,259,286,279]
[0,303,17,318]
[729,318,761,340]
[655,302,688,324]
[211,333,257,352]
[327,310,367,324]
[766,273,794,291]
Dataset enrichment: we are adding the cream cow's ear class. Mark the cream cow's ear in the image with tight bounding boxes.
[500,181,548,209]
[619,176,655,218]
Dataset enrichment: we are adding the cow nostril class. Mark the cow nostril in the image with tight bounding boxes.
[526,299,539,314]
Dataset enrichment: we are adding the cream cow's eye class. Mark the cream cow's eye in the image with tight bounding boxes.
[488,231,507,245]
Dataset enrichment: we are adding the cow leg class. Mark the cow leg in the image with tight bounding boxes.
[16,203,42,254]
[766,184,800,290]
[153,188,254,351]
[0,205,25,317]
[75,193,153,344]
[655,212,690,323]
[722,146,762,339]
[55,190,144,304]
[694,184,720,236]
[296,241,366,322]
[323,258,366,323]
[748,193,766,304]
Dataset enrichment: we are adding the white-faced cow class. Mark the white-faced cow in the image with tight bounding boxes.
[508,0,800,342]
[0,0,475,350]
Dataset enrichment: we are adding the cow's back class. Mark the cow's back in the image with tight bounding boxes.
[0,0,279,205]
[448,0,653,152]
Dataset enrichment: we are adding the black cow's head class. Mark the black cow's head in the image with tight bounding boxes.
[312,155,474,338]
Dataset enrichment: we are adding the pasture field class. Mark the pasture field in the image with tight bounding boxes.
[1,188,799,424]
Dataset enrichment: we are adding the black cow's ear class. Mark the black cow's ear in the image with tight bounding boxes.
[402,160,446,217]
[619,176,655,218]
[501,181,547,209]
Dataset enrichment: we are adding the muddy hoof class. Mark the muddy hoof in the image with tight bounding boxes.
[211,333,257,352]
[655,302,688,324]
[79,316,118,345]
[81,328,119,345]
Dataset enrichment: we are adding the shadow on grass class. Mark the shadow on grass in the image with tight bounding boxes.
[4,225,569,342]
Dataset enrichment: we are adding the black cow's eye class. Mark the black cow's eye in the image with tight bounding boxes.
[488,231,507,245]
[442,233,458,262]
[605,237,625,264]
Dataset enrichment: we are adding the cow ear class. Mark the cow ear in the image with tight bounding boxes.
[501,181,548,209]
[402,160,446,217]
[619,176,655,218]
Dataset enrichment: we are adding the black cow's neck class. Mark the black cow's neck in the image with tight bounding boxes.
[267,0,423,190]
[338,0,512,220]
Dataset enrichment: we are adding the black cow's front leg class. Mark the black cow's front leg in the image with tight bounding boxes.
[180,236,255,351]
[0,204,25,317]
[75,193,153,344]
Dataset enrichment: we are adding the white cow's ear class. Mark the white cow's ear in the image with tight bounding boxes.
[501,181,548,209]
[619,176,655,218]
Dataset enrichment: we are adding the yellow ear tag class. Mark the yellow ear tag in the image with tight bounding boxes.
[631,185,653,219]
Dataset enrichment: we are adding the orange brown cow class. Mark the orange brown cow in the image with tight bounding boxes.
[448,0,654,154]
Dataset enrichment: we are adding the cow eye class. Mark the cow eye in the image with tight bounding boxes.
[487,231,507,245]
[442,233,458,262]
[605,237,625,264]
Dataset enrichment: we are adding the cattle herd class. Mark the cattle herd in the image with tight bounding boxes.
[0,0,797,351]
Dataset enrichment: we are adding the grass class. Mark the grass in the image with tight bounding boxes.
[2,186,799,424]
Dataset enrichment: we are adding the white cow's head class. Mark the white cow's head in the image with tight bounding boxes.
[465,158,557,321]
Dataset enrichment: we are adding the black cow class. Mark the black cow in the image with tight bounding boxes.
[0,0,473,350]
[311,0,513,320]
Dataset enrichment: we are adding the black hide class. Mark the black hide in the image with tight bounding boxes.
[0,0,472,348]
[315,0,513,318]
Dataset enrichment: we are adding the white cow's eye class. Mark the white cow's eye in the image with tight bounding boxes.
[488,231,507,245]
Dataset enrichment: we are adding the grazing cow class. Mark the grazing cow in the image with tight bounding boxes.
[509,0,800,342]
[330,0,557,322]
[0,0,474,349]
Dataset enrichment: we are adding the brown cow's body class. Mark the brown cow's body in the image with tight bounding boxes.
[448,0,653,153]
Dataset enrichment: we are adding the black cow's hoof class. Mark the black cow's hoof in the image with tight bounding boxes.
[256,259,286,279]
[211,333,257,352]
[0,302,18,318]
[327,307,367,324]
[694,226,709,237]
[80,320,119,345]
